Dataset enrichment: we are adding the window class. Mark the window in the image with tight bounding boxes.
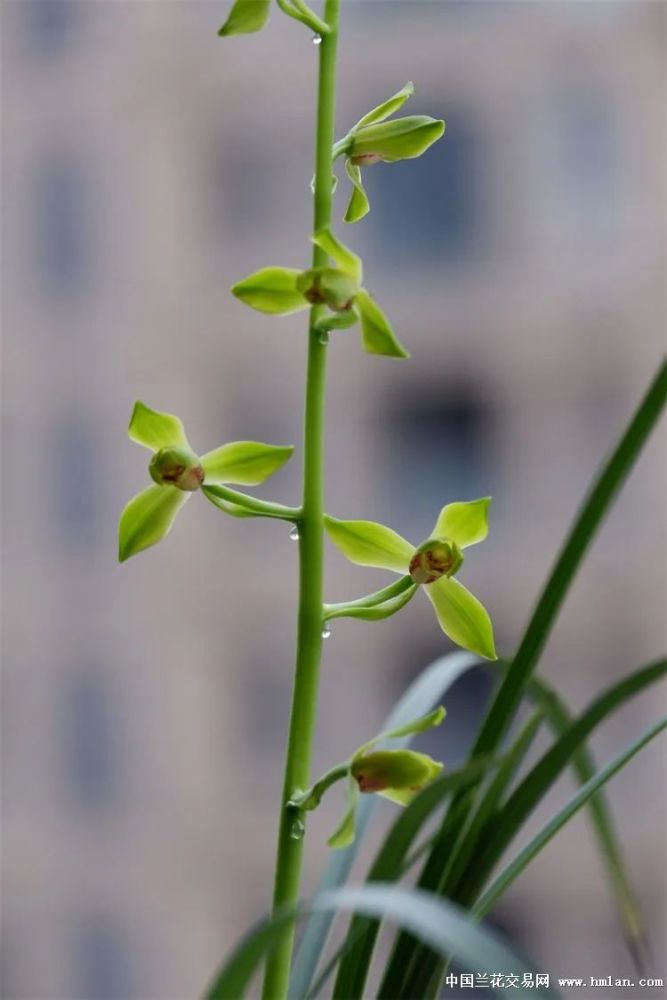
[52,416,99,548]
[25,1,75,50]
[34,153,91,296]
[380,376,496,539]
[62,668,118,811]
[367,108,485,267]
[75,912,132,1000]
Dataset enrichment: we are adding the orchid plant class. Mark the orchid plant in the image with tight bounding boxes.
[119,0,667,997]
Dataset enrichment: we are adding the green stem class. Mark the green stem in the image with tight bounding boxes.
[202,484,299,521]
[324,575,413,616]
[262,5,340,998]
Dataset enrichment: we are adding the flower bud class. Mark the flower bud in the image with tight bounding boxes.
[348,115,445,164]
[351,749,441,794]
[409,537,463,585]
[149,447,204,492]
[297,267,359,312]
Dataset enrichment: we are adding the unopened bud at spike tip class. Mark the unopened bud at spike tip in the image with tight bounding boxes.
[409,537,463,585]
[149,447,204,492]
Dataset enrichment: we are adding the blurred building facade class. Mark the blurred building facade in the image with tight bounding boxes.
[2,2,665,998]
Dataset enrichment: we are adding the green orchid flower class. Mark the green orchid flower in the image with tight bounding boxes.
[332,81,445,223]
[289,707,446,849]
[231,228,409,359]
[324,498,497,660]
[118,401,294,562]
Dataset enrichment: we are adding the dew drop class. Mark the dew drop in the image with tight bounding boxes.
[321,621,331,639]
[312,34,322,45]
[289,525,300,541]
[318,330,330,345]
[290,818,306,840]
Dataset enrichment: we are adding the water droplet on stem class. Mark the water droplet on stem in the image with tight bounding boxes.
[290,818,306,840]
[289,525,300,541]
[312,34,322,45]
[322,621,331,639]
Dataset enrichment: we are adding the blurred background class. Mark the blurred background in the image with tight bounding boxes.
[2,1,666,997]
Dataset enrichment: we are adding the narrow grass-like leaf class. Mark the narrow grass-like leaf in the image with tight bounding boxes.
[204,884,553,1000]
[378,710,543,998]
[473,361,666,760]
[332,760,496,1000]
[290,651,479,997]
[473,717,667,919]
[381,362,666,998]
[390,659,667,999]
[521,671,646,960]
[464,659,667,901]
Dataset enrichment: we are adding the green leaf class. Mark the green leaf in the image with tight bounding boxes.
[328,778,360,849]
[311,227,362,280]
[352,81,415,130]
[290,651,481,998]
[128,400,189,452]
[391,659,667,1000]
[385,362,667,1000]
[425,577,497,660]
[355,288,409,359]
[331,761,499,1000]
[471,659,667,896]
[118,485,188,562]
[218,0,270,36]
[349,115,445,163]
[521,671,645,957]
[344,161,370,223]
[231,267,308,314]
[471,360,667,760]
[200,441,293,486]
[474,716,667,921]
[433,497,491,549]
[204,885,548,1000]
[324,515,413,573]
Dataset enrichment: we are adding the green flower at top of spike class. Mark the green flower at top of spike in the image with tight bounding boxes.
[231,228,410,359]
[118,401,294,562]
[332,81,445,223]
[324,498,497,661]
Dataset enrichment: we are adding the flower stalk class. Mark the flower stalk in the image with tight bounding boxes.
[261,2,340,995]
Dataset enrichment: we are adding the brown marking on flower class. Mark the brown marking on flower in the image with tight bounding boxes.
[350,153,382,166]
[354,770,388,793]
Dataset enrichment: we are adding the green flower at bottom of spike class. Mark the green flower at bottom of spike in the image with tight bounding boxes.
[289,707,446,849]
[118,401,293,562]
[324,498,497,661]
